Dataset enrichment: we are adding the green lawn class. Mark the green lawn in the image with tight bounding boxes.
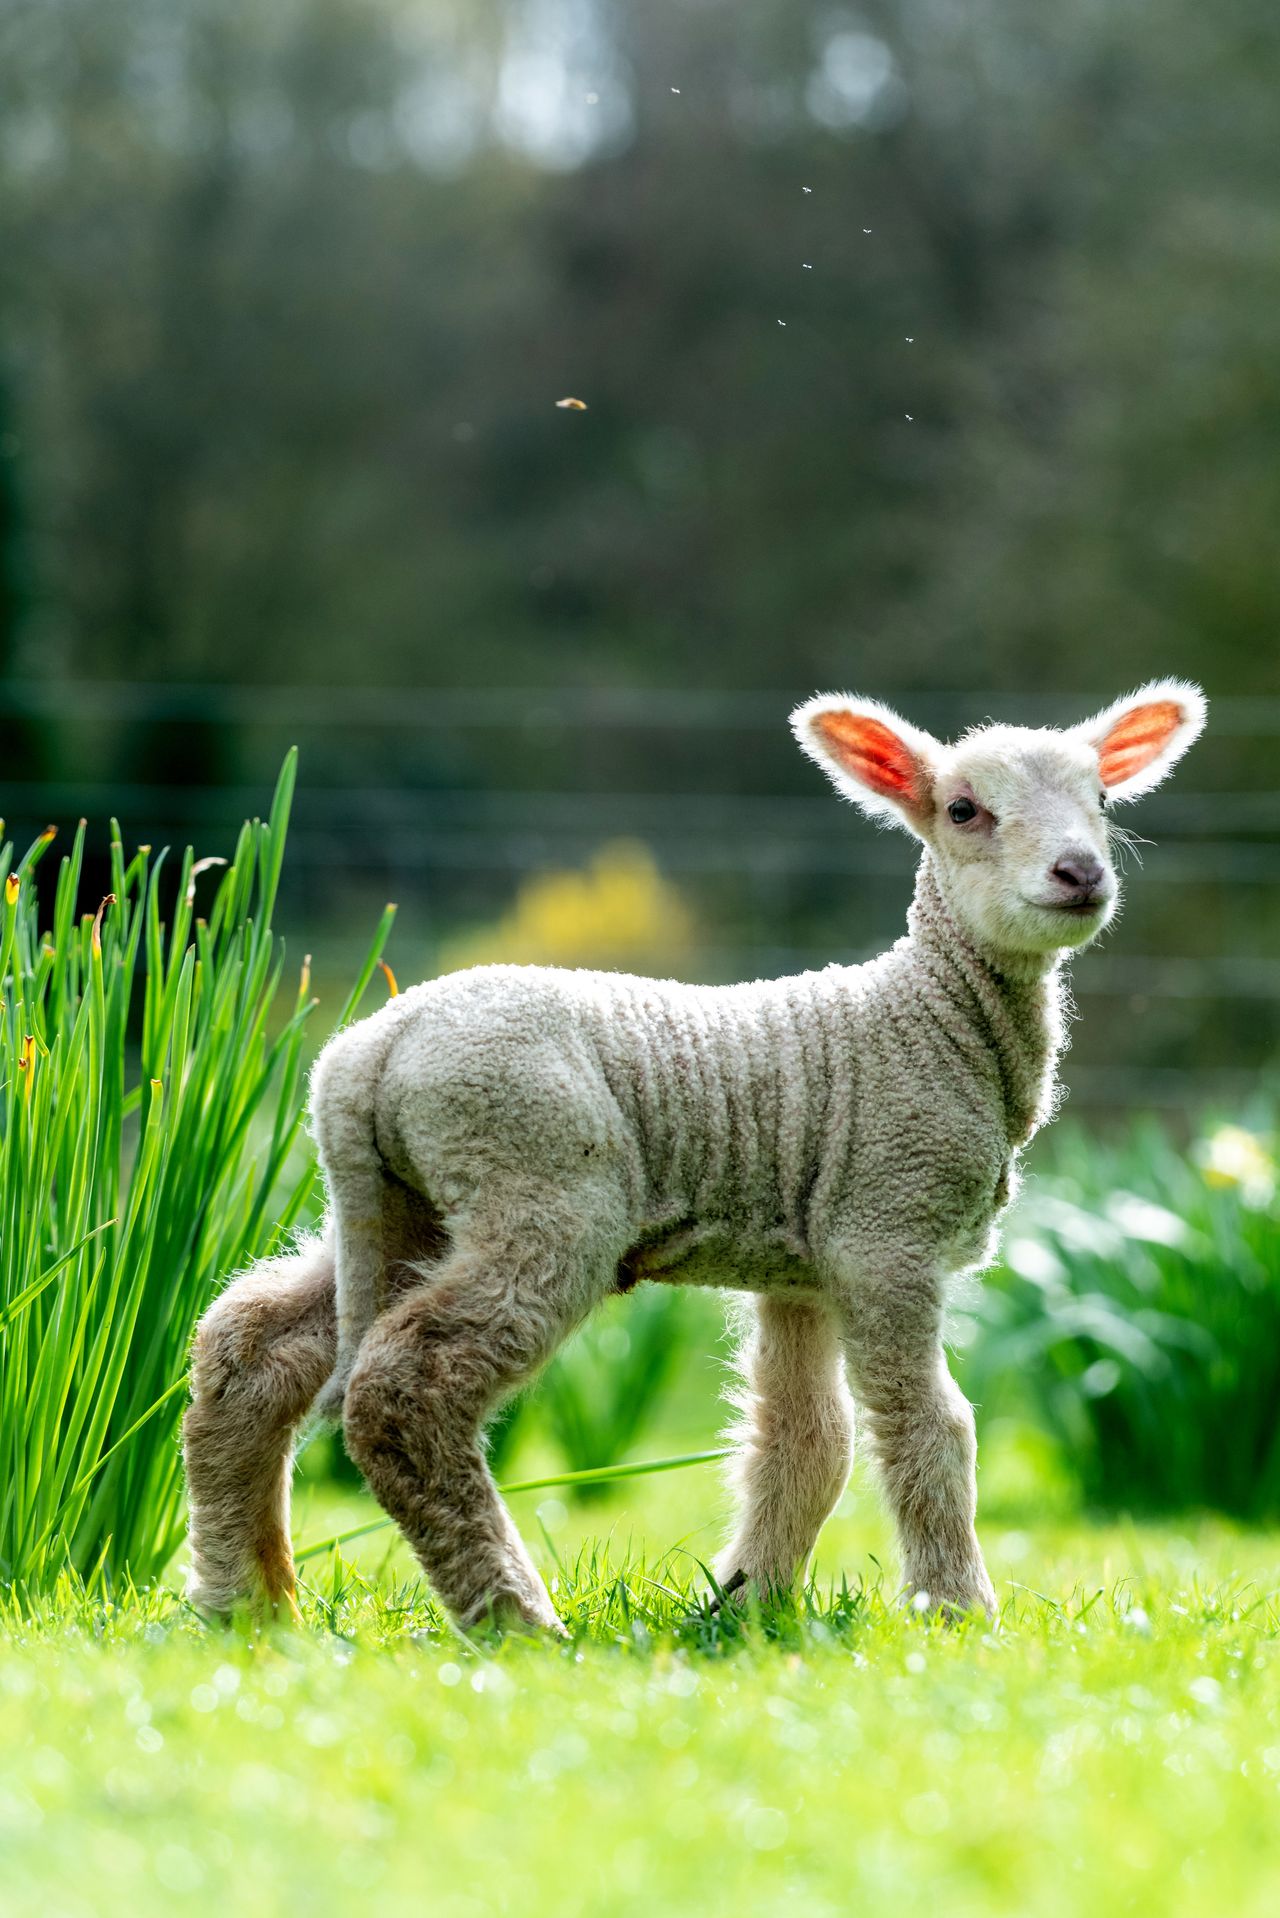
[2,1472,1278,1918]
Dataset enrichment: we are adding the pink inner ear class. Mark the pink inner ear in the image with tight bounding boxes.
[813,711,925,808]
[1097,698,1183,786]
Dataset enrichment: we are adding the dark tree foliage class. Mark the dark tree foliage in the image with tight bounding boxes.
[3,0,1277,696]
[0,0,1276,1091]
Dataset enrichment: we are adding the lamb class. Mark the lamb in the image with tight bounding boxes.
[182,680,1206,1630]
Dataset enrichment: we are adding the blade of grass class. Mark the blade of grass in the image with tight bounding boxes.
[295,1447,733,1565]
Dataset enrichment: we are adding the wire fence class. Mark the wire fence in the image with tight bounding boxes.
[3,679,1280,734]
[2,679,1276,1109]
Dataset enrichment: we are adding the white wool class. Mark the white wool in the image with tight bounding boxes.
[284,679,1206,1623]
[315,853,1055,1314]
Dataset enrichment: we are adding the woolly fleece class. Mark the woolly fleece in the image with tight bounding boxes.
[183,682,1205,1629]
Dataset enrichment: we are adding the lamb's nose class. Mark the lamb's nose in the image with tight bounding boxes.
[1051,854,1105,897]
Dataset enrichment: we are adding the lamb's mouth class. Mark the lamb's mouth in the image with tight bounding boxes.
[1023,896,1110,918]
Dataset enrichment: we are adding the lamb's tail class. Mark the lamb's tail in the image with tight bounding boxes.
[307,1014,401,1417]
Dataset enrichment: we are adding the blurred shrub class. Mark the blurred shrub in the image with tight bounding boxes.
[438,842,694,976]
[956,1113,1280,1520]
[472,1285,722,1499]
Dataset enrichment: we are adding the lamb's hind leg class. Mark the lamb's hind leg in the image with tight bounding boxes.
[343,1196,621,1632]
[183,1234,336,1616]
[714,1293,854,1600]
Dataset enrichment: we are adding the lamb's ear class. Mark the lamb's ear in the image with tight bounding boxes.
[1078,679,1207,799]
[790,693,939,834]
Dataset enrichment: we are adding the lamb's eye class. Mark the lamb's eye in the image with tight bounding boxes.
[947,798,977,824]
[1099,792,1108,812]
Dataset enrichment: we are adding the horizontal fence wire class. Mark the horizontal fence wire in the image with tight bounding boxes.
[3,679,1280,733]
[2,680,1275,1105]
[3,780,1280,832]
[2,782,1277,887]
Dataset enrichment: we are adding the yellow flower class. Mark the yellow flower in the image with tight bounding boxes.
[18,1033,35,1101]
[1196,1125,1276,1209]
[440,841,693,977]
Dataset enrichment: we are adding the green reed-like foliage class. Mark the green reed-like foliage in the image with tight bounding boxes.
[536,1289,698,1491]
[0,753,393,1593]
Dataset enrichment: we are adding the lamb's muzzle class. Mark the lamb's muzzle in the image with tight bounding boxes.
[183,679,1207,1630]
[1048,852,1107,905]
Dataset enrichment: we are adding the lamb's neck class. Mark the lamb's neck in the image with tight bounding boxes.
[904,854,1066,1146]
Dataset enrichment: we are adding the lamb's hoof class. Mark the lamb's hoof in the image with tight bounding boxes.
[183,1570,245,1622]
[263,1586,305,1626]
[707,1561,797,1615]
[312,1367,352,1424]
[707,1568,748,1616]
[462,1588,567,1640]
[908,1580,998,1625]
[185,1572,303,1627]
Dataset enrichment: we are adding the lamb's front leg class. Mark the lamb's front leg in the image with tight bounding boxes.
[830,1253,996,1619]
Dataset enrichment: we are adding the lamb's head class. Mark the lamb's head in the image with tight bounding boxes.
[792,682,1207,968]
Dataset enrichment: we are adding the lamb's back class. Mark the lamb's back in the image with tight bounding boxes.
[372,961,855,1226]
[369,952,1004,1266]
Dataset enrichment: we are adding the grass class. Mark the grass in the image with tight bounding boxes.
[1,1510,1277,1918]
[4,767,1278,1913]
